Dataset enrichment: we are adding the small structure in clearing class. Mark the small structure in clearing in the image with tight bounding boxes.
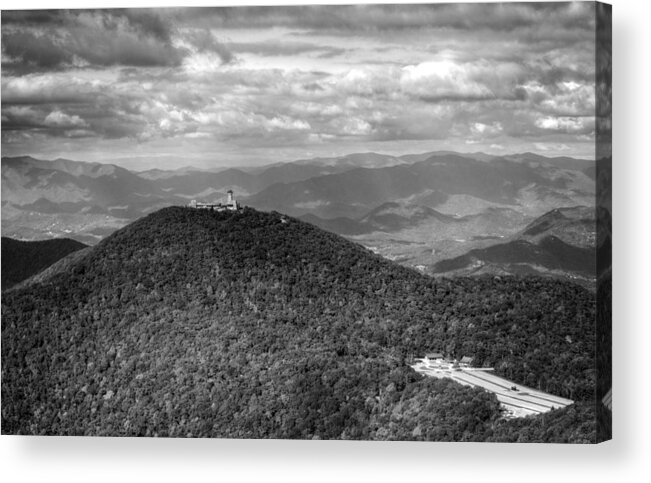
[460,356,474,366]
[424,352,444,362]
[189,189,241,211]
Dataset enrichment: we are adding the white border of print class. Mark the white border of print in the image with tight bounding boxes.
[1,0,649,482]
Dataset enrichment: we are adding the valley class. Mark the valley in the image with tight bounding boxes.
[2,150,598,285]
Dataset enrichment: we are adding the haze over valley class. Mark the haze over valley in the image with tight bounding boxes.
[2,150,598,285]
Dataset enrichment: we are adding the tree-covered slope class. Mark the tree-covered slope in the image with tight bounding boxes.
[430,206,597,286]
[1,237,88,289]
[1,207,596,440]
[433,236,595,277]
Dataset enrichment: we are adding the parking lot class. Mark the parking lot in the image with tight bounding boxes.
[411,358,573,418]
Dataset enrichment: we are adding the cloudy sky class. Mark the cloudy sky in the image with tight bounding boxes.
[1,2,598,170]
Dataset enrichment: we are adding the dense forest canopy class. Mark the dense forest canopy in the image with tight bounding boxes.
[2,207,597,441]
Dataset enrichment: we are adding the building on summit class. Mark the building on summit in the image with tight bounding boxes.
[189,189,240,211]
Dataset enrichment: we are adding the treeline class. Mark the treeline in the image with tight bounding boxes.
[2,207,597,440]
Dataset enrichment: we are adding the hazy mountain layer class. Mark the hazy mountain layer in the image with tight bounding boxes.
[245,154,595,219]
[433,237,595,276]
[2,152,595,247]
[2,152,597,287]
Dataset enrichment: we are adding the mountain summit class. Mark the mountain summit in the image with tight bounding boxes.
[2,207,596,440]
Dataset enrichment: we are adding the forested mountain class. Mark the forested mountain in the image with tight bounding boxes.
[359,202,460,232]
[1,237,87,289]
[432,236,595,279]
[2,207,597,441]
[431,206,597,285]
[518,206,595,247]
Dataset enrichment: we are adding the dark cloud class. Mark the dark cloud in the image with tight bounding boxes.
[2,11,182,72]
[1,9,172,37]
[185,29,234,64]
[1,9,233,73]
[119,9,174,43]
[1,104,92,140]
[302,82,324,92]
[227,40,346,59]
[0,9,69,26]
[172,3,594,34]
[2,30,73,71]
[1,106,47,131]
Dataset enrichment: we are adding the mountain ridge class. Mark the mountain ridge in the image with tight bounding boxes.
[1,236,88,289]
[430,206,596,285]
[2,151,597,283]
[245,153,594,219]
[2,206,597,440]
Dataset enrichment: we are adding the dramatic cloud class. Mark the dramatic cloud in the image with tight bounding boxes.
[1,9,233,73]
[172,3,594,34]
[1,3,599,169]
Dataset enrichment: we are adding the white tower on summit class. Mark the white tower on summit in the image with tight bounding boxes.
[226,189,239,210]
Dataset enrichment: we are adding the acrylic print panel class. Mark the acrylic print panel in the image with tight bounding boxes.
[1,2,611,442]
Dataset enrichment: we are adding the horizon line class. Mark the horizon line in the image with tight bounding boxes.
[0,148,599,171]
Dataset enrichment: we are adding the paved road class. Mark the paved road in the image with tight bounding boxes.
[411,359,573,417]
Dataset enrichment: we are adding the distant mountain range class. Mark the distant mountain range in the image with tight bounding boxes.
[298,201,461,235]
[2,150,597,283]
[245,153,594,219]
[2,150,594,218]
[301,202,525,237]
